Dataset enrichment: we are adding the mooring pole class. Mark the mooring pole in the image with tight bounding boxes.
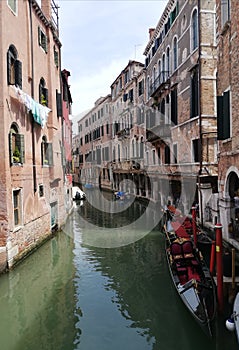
[191,206,197,247]
[215,223,224,314]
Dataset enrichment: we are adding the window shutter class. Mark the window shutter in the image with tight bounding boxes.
[46,143,53,166]
[19,134,25,163]
[38,27,41,45]
[7,51,11,85]
[217,96,224,140]
[16,133,25,163]
[39,84,43,103]
[15,60,22,89]
[9,133,13,165]
[44,35,48,53]
[56,91,62,117]
[41,142,44,165]
[223,91,230,139]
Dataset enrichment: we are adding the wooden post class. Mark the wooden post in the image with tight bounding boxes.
[215,223,224,314]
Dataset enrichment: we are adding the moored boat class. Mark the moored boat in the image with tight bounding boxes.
[226,292,239,343]
[164,223,217,337]
[72,186,86,201]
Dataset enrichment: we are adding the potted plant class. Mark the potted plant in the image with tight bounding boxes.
[13,146,20,163]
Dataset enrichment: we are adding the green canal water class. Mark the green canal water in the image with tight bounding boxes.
[0,190,237,350]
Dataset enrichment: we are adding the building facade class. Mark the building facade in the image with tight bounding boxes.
[0,0,66,271]
[216,0,239,248]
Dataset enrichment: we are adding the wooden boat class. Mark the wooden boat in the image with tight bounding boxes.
[164,223,217,337]
[72,186,86,201]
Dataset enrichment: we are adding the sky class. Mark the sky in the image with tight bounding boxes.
[58,0,168,119]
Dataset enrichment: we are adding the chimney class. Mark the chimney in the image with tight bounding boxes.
[41,0,51,21]
[149,28,155,40]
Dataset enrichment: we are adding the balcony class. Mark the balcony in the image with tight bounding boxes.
[116,127,130,140]
[149,71,170,97]
[146,124,171,142]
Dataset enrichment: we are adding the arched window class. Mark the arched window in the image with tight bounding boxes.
[162,54,166,82]
[140,137,144,158]
[7,45,22,89]
[173,37,178,71]
[192,9,198,51]
[9,123,25,165]
[166,47,170,79]
[41,135,53,166]
[39,77,48,106]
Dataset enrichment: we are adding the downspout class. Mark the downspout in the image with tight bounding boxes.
[198,0,203,226]
[29,0,37,193]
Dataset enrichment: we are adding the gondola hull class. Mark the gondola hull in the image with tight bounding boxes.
[164,231,217,337]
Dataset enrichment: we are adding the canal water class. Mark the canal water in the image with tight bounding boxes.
[0,190,237,350]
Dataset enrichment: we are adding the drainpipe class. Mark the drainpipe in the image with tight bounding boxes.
[198,0,203,226]
[29,0,37,193]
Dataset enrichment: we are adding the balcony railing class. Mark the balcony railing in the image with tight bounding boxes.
[146,124,171,142]
[116,127,130,139]
[149,71,170,97]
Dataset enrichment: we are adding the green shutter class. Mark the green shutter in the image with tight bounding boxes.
[9,133,13,165]
[15,60,22,89]
[19,134,25,163]
[223,91,230,139]
[217,96,224,140]
[38,27,41,45]
[7,51,11,85]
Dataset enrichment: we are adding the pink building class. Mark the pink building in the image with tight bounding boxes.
[0,0,66,272]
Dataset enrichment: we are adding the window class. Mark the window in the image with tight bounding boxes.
[54,46,59,68]
[173,144,177,164]
[192,139,200,162]
[173,37,178,71]
[165,145,170,164]
[38,27,48,53]
[9,124,25,165]
[217,90,231,140]
[39,184,44,197]
[8,0,17,13]
[192,9,198,51]
[190,67,199,118]
[138,80,144,96]
[13,189,21,226]
[152,149,156,164]
[39,78,48,106]
[7,45,22,89]
[56,90,62,117]
[221,0,230,28]
[157,148,161,164]
[171,88,178,125]
[41,136,53,166]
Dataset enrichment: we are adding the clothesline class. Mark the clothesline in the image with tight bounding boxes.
[14,86,51,128]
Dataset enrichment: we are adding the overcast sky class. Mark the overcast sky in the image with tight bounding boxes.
[58,0,168,118]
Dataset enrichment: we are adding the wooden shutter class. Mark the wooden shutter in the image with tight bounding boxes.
[16,133,25,163]
[217,96,224,140]
[9,133,13,165]
[38,26,41,45]
[223,91,230,139]
[56,91,62,117]
[7,51,11,85]
[46,143,53,166]
[15,60,22,89]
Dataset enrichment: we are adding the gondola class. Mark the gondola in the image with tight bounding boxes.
[163,220,217,337]
[226,292,239,343]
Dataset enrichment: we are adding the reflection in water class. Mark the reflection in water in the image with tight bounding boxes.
[0,234,76,350]
[0,190,237,349]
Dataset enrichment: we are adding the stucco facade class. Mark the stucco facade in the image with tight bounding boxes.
[0,0,66,271]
